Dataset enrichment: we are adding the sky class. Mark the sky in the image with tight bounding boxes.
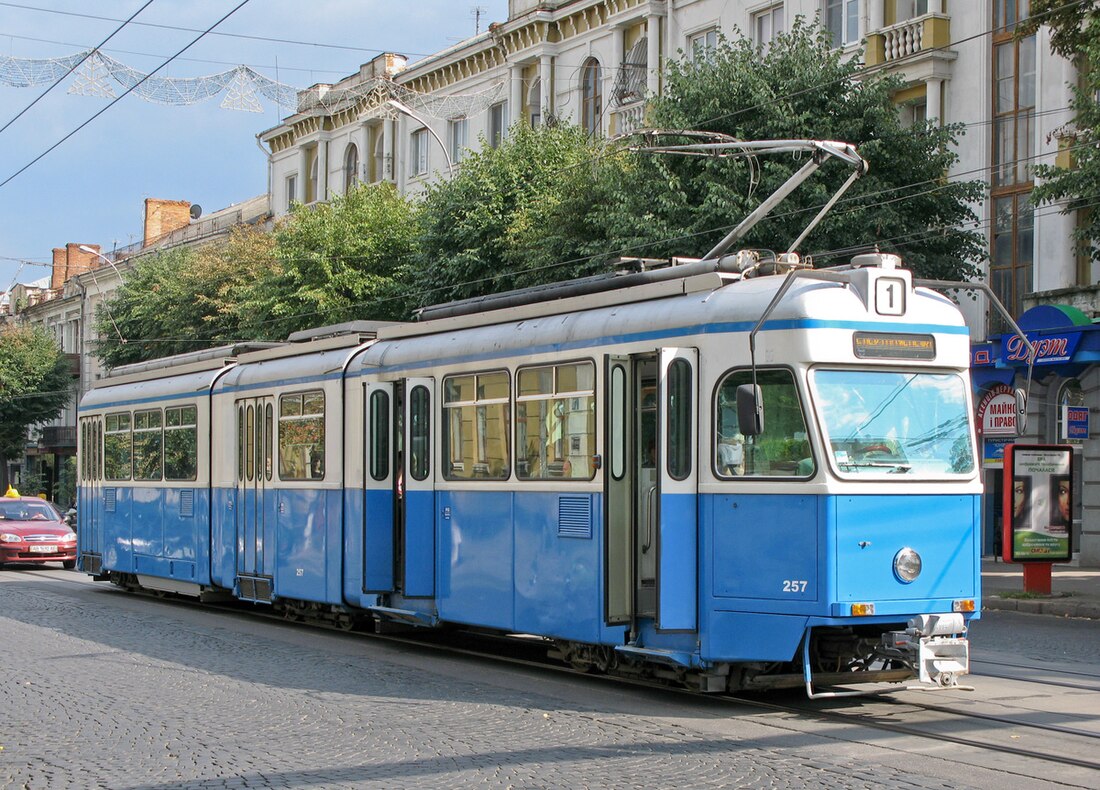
[0,0,510,288]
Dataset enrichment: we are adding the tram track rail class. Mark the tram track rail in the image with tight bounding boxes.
[13,567,1100,780]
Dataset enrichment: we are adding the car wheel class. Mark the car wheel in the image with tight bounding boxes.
[62,560,76,570]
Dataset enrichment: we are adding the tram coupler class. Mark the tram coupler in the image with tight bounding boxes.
[882,613,970,687]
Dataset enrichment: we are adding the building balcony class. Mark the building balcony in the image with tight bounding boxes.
[865,13,955,82]
[611,100,646,137]
[39,426,77,451]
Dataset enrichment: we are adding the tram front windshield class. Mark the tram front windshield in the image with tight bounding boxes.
[813,369,974,478]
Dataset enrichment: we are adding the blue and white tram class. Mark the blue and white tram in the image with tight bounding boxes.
[78,253,982,695]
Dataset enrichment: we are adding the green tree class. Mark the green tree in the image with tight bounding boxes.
[411,122,628,307]
[1026,1,1100,265]
[0,325,73,489]
[597,20,986,280]
[236,182,419,338]
[94,227,280,367]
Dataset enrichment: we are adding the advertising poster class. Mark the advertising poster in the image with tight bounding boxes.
[1002,444,1073,563]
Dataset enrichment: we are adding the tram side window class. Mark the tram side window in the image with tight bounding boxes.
[443,371,510,480]
[714,369,813,478]
[516,361,596,481]
[104,413,132,480]
[132,409,164,481]
[369,390,390,481]
[279,391,325,480]
[164,405,198,481]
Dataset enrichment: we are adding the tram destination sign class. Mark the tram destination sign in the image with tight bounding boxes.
[852,332,936,360]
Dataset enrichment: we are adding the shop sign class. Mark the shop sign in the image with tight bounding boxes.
[976,384,1018,437]
[1064,406,1089,443]
[1002,444,1073,563]
[1003,332,1082,365]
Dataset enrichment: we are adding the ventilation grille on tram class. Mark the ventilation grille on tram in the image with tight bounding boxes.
[558,496,593,539]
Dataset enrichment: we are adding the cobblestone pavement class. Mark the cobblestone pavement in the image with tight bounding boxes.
[0,571,1060,790]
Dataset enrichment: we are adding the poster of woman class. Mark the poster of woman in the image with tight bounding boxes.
[1048,474,1071,535]
[1002,444,1073,563]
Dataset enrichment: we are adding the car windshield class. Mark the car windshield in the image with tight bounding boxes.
[0,501,58,520]
[812,369,975,478]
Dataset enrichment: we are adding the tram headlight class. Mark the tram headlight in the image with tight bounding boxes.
[893,547,922,583]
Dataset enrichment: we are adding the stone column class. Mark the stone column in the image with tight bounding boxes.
[926,77,942,126]
[646,14,661,98]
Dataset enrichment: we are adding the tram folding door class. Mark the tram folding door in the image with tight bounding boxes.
[77,416,104,572]
[235,397,275,598]
[402,378,435,597]
[362,382,396,593]
[657,347,699,632]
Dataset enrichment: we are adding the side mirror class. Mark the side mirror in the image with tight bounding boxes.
[1014,388,1028,435]
[736,384,764,436]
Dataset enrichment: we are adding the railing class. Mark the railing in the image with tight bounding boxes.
[40,426,76,449]
[612,101,646,136]
[882,17,924,61]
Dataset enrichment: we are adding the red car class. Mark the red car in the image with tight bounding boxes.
[0,496,77,569]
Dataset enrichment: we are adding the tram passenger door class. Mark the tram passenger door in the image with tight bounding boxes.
[362,382,396,593]
[604,355,659,623]
[78,417,103,570]
[235,398,274,587]
[402,378,435,597]
[656,348,698,631]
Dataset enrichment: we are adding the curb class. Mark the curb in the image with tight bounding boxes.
[983,595,1100,620]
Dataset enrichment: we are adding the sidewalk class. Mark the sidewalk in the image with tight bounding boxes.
[982,558,1100,619]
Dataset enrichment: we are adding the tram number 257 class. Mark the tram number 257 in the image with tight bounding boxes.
[782,579,808,593]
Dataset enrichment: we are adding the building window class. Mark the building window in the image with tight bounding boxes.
[285,174,297,209]
[899,99,927,128]
[825,0,859,47]
[689,28,719,63]
[373,129,385,182]
[991,194,1034,320]
[448,117,469,165]
[991,0,1035,323]
[307,149,319,203]
[489,102,507,148]
[343,143,359,193]
[895,0,929,21]
[581,58,602,136]
[754,4,785,49]
[527,77,542,126]
[410,128,428,177]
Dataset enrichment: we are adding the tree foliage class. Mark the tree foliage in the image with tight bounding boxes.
[595,20,986,279]
[411,122,627,307]
[94,227,277,367]
[237,182,418,338]
[0,325,72,483]
[1027,0,1100,265]
[94,183,417,367]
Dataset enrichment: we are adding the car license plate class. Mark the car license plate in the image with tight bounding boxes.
[29,545,56,553]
